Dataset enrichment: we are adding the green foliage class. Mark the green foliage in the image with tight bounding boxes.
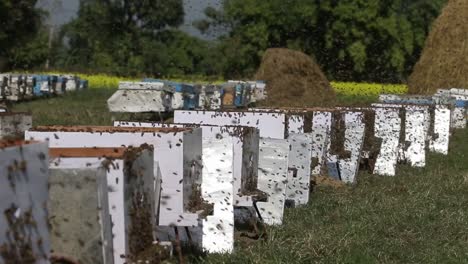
[200,0,446,82]
[52,0,221,77]
[7,27,48,70]
[2,0,447,82]
[0,0,46,71]
[313,0,447,82]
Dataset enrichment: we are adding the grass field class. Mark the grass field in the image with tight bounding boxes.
[11,88,379,125]
[11,89,468,263]
[12,88,122,126]
[200,129,468,263]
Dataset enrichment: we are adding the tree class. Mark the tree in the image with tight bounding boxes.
[53,0,219,77]
[311,0,446,82]
[0,0,46,71]
[196,0,320,78]
[199,0,446,82]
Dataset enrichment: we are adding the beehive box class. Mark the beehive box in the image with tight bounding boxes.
[247,108,314,135]
[250,108,366,184]
[4,75,22,101]
[48,146,156,264]
[372,107,402,176]
[0,112,32,138]
[199,85,222,110]
[175,110,333,203]
[25,126,205,228]
[379,94,437,105]
[0,74,6,100]
[48,161,113,264]
[380,93,463,129]
[32,75,50,96]
[114,121,263,208]
[286,133,313,205]
[256,138,290,225]
[334,111,366,183]
[428,105,452,155]
[311,110,365,183]
[17,75,34,100]
[115,121,263,253]
[107,82,183,113]
[374,102,452,156]
[362,103,450,173]
[174,110,287,139]
[310,111,333,175]
[201,137,235,253]
[0,140,50,264]
[61,75,81,92]
[373,104,431,167]
[436,89,468,128]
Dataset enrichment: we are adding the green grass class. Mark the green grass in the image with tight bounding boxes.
[12,88,129,126]
[334,94,378,106]
[199,129,468,264]
[11,88,378,126]
[11,89,468,263]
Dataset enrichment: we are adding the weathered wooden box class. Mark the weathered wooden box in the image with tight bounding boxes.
[48,146,156,264]
[0,140,50,264]
[0,112,32,138]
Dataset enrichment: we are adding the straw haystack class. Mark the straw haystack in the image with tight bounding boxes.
[255,48,335,107]
[408,0,468,94]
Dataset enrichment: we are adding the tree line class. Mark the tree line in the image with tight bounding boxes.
[0,0,446,83]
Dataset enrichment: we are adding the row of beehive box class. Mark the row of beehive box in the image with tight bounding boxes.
[1,90,467,263]
[0,73,88,102]
[107,80,267,113]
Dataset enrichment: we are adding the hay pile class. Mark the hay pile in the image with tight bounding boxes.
[255,48,336,107]
[408,0,468,94]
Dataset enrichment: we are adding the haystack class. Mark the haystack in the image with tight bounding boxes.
[255,48,335,107]
[408,0,468,94]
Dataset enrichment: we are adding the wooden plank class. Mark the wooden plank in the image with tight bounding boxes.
[49,147,127,158]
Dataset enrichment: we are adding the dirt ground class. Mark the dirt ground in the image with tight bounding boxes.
[312,175,345,189]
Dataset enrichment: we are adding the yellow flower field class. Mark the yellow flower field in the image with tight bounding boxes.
[331,82,408,96]
[42,72,409,96]
[76,73,138,88]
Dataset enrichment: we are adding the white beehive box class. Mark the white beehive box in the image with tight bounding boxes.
[256,138,290,225]
[373,104,430,167]
[428,105,451,155]
[114,121,262,253]
[114,121,262,208]
[286,133,313,205]
[438,89,467,128]
[25,126,204,228]
[107,82,183,112]
[373,107,402,176]
[311,111,333,175]
[336,111,366,183]
[200,137,235,253]
[250,108,366,184]
[174,110,287,139]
